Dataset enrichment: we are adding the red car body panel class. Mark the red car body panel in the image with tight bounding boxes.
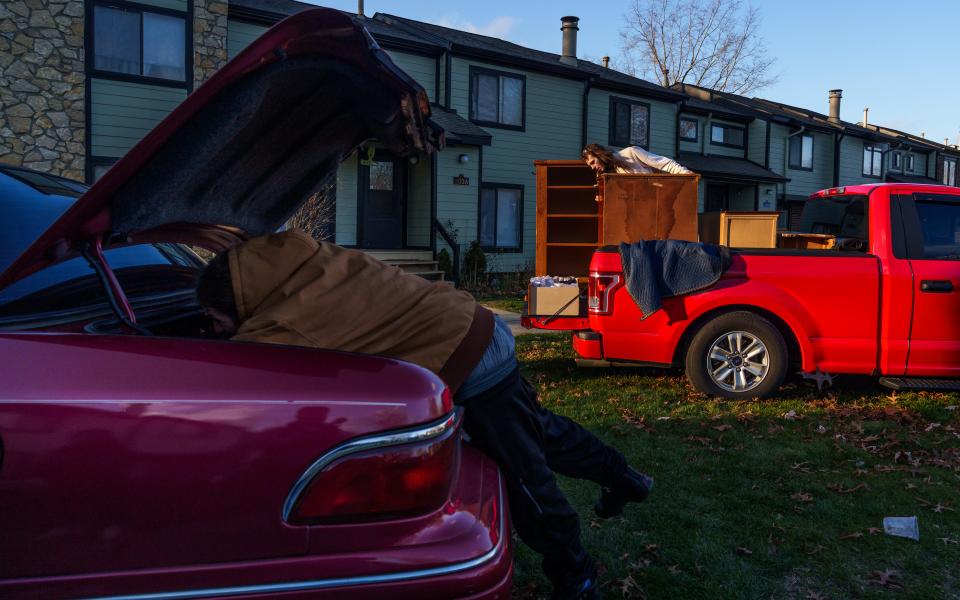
[0,334,511,599]
[527,184,960,380]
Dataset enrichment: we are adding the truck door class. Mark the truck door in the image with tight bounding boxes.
[900,192,960,376]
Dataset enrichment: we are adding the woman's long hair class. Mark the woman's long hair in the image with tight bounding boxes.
[582,143,628,173]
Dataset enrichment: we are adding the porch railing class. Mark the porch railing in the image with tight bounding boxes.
[432,218,460,287]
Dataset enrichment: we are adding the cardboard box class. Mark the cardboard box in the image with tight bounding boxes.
[528,285,580,317]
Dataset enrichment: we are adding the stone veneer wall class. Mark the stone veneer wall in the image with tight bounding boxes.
[0,0,85,181]
[193,0,228,89]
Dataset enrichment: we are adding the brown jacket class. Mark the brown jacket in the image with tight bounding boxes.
[227,229,494,393]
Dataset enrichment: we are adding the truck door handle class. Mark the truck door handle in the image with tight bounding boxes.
[920,280,954,293]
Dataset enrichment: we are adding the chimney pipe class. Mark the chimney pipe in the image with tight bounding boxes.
[862,107,869,127]
[560,16,579,67]
[357,0,364,18]
[921,131,925,138]
[602,56,609,68]
[827,89,842,124]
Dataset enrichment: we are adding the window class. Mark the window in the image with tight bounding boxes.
[863,145,883,177]
[93,4,187,83]
[798,194,869,248]
[470,68,524,129]
[914,195,960,259]
[479,184,522,250]
[942,157,958,186]
[710,123,744,148]
[609,97,650,148]
[679,118,698,142]
[906,154,915,173]
[891,152,902,170]
[788,134,814,170]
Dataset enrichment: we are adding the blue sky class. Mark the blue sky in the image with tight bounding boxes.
[306,1,959,144]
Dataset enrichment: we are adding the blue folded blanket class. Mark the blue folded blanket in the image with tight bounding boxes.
[619,240,731,319]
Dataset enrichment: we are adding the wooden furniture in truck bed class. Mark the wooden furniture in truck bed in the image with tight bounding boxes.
[699,211,780,248]
[534,160,700,275]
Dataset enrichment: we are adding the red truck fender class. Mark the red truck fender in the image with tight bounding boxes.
[674,279,819,373]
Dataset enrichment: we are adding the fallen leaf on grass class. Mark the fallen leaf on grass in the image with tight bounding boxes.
[839,531,864,540]
[783,410,800,420]
[618,574,644,598]
[589,519,603,529]
[939,537,959,545]
[712,424,733,432]
[806,544,826,556]
[869,569,903,589]
[791,492,814,503]
[806,592,827,600]
[667,564,681,575]
[735,547,753,555]
[827,482,870,494]
[791,461,812,473]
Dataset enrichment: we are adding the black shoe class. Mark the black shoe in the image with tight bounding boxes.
[594,467,654,519]
[550,576,601,600]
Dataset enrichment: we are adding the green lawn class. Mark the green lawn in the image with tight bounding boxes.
[509,334,960,600]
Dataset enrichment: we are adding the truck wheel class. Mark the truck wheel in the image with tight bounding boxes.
[685,311,787,399]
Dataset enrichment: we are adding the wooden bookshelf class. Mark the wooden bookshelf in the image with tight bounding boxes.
[535,160,700,276]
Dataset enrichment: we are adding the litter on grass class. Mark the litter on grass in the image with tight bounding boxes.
[883,516,919,541]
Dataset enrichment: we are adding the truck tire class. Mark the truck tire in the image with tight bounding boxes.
[685,311,788,399]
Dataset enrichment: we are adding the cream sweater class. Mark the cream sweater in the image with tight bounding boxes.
[615,146,693,175]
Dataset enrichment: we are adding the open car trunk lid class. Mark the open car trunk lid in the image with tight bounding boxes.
[0,7,440,290]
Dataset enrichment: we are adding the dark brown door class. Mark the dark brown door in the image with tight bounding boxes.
[705,184,730,212]
[359,153,405,249]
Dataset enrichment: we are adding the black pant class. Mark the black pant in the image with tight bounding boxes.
[458,368,628,586]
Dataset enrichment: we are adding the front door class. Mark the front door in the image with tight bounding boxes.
[705,184,730,212]
[902,192,960,376]
[359,153,405,249]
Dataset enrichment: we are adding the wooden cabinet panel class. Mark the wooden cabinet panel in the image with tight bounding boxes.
[535,160,699,276]
[699,211,779,248]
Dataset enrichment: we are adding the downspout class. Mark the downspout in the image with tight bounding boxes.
[675,102,684,159]
[702,113,712,156]
[832,131,845,187]
[784,126,806,201]
[444,52,452,109]
[580,78,592,149]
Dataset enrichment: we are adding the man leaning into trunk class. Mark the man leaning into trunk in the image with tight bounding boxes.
[195,229,653,600]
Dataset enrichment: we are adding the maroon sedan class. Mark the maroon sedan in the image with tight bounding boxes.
[0,9,510,600]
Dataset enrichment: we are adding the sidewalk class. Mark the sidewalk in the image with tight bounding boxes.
[484,306,559,337]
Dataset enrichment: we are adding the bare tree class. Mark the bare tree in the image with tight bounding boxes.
[619,0,777,94]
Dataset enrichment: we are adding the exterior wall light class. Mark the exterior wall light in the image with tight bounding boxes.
[458,153,470,164]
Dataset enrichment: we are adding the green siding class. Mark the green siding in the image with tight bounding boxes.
[336,154,358,245]
[705,117,745,158]
[136,0,187,11]
[406,156,431,246]
[386,51,437,103]
[451,57,583,270]
[838,136,884,186]
[435,146,480,260]
[587,88,676,157]
[90,78,186,157]
[748,120,766,165]
[228,19,268,59]
[784,131,833,196]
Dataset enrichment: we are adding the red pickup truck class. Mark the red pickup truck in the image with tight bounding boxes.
[525,183,960,399]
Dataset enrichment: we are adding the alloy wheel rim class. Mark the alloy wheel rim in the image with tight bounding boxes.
[706,331,769,393]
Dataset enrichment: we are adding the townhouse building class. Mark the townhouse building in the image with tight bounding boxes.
[2,0,958,273]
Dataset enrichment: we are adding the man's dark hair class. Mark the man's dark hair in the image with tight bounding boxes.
[195,251,239,322]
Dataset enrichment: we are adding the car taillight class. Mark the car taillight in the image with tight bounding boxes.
[588,272,621,315]
[284,410,461,524]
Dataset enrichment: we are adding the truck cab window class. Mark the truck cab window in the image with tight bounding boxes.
[914,196,960,259]
[798,195,869,250]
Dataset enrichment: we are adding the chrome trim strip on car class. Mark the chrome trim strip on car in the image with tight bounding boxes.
[86,469,504,600]
[282,409,462,522]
